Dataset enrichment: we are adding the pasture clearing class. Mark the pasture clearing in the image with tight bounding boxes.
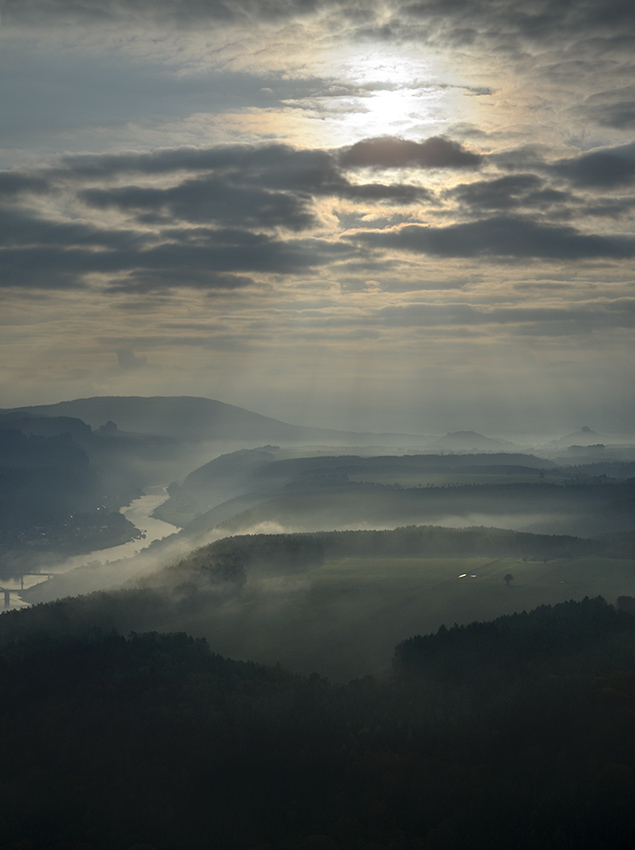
[177,553,635,681]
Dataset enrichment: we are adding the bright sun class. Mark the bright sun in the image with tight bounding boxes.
[329,48,448,140]
[359,88,426,134]
[351,52,416,87]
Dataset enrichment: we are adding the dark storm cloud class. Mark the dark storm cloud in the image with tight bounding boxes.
[449,175,570,212]
[59,143,348,185]
[107,230,353,293]
[0,173,49,196]
[0,204,352,291]
[339,136,482,169]
[72,143,432,224]
[227,145,432,201]
[3,133,633,295]
[0,247,86,290]
[583,197,635,219]
[115,229,350,276]
[58,145,270,179]
[352,217,635,260]
[0,207,145,252]
[108,271,255,295]
[64,142,433,196]
[0,245,103,290]
[0,140,438,293]
[552,142,635,189]
[81,177,317,231]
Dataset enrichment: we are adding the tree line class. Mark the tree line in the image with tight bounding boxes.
[1,597,635,848]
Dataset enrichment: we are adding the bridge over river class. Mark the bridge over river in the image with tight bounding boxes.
[0,573,56,608]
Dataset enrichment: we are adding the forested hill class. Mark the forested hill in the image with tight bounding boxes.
[2,597,635,848]
[180,524,622,573]
[11,524,632,671]
[394,594,635,680]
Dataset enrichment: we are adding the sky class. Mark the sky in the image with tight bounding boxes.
[1,0,634,437]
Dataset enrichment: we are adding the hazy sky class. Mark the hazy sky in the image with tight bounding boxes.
[1,0,634,435]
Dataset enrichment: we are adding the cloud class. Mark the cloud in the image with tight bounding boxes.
[448,174,570,213]
[125,230,351,278]
[6,0,635,41]
[77,149,430,227]
[1,136,634,299]
[339,136,482,169]
[0,139,433,293]
[400,0,635,46]
[0,208,352,292]
[0,0,631,440]
[552,142,635,188]
[0,207,145,251]
[583,197,635,219]
[0,172,49,196]
[117,349,147,370]
[580,88,635,129]
[66,143,431,208]
[374,297,635,333]
[0,248,86,290]
[2,0,340,27]
[351,217,635,260]
[80,176,317,231]
[107,270,257,296]
[591,100,635,130]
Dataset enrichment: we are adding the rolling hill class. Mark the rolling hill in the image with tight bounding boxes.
[3,396,414,445]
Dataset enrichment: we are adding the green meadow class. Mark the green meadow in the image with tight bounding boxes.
[180,553,635,681]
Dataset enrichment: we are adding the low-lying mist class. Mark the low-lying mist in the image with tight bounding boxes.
[11,525,634,681]
[1,399,632,682]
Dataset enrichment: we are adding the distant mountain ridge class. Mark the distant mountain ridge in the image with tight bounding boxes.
[430,430,515,451]
[551,425,605,448]
[2,396,412,445]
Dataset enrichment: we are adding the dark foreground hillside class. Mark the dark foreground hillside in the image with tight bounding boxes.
[2,597,635,849]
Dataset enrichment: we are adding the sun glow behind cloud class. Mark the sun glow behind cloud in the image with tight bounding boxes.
[309,46,468,143]
[0,1,634,435]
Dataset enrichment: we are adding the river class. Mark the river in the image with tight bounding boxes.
[6,487,177,608]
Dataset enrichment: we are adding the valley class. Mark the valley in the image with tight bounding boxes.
[0,394,634,847]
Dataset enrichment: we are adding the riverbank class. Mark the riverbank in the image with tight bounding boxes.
[9,489,177,608]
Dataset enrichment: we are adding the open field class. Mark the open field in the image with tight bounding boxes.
[345,470,553,487]
[177,553,635,680]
